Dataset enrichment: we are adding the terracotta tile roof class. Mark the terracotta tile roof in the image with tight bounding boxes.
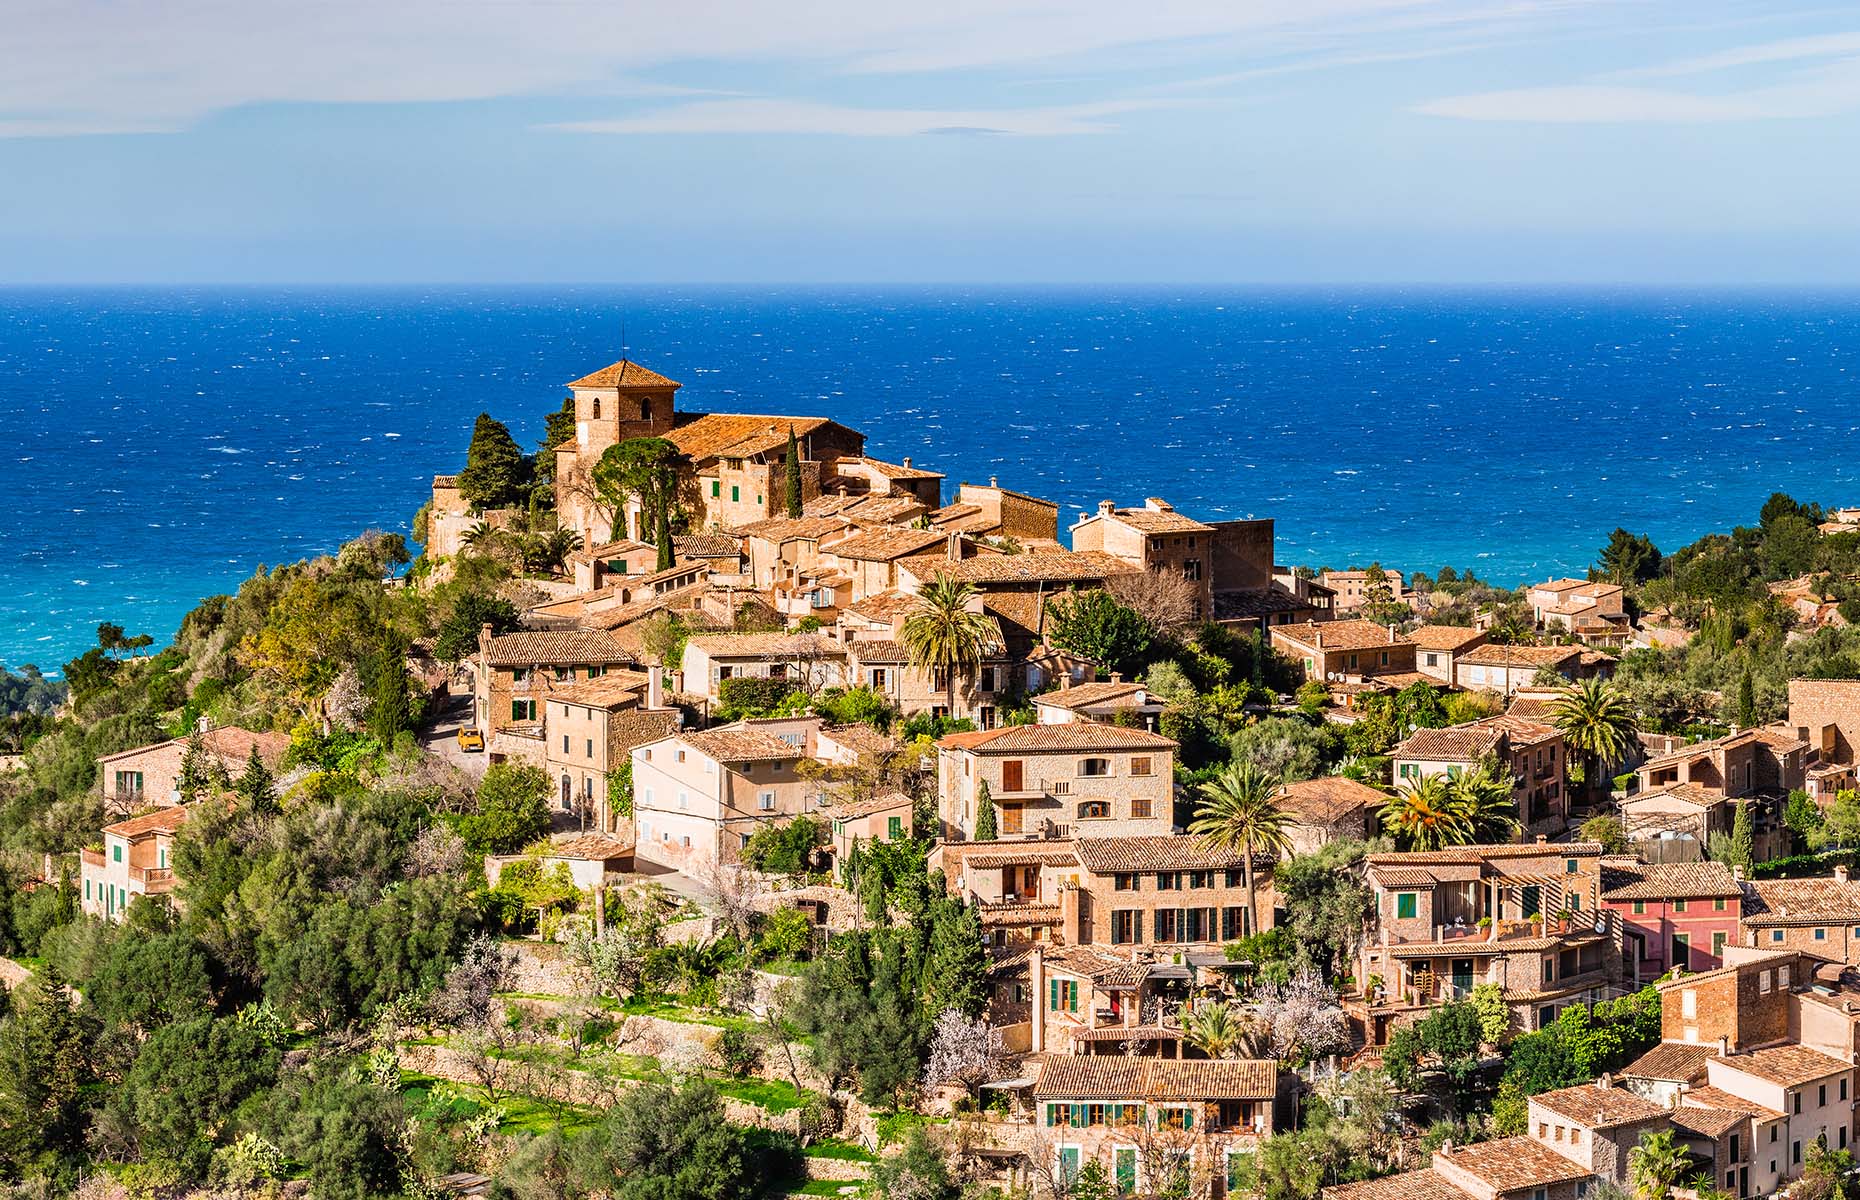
[733,515,851,543]
[1457,643,1584,668]
[570,537,658,565]
[980,902,1061,927]
[677,728,806,763]
[819,790,913,820]
[938,723,1175,754]
[1032,1056,1275,1101]
[1366,843,1602,866]
[832,455,942,481]
[1715,1043,1851,1087]
[817,725,900,756]
[102,727,292,768]
[1272,620,1411,653]
[674,534,745,559]
[1468,713,1561,743]
[1033,681,1149,710]
[668,413,845,462]
[1505,692,1562,721]
[1622,1042,1716,1084]
[1324,1169,1474,1200]
[826,528,948,562]
[1394,724,1504,762]
[1683,1086,1785,1120]
[804,494,927,525]
[1534,578,1590,593]
[1601,860,1742,901]
[982,592,1046,640]
[1529,1083,1667,1128]
[1408,625,1487,651]
[565,358,681,389]
[1212,583,1319,620]
[433,474,459,488]
[548,675,649,709]
[1369,866,1444,888]
[1625,781,1728,810]
[957,846,1082,870]
[898,551,1137,586]
[845,590,916,622]
[1743,877,1860,925]
[844,639,910,664]
[485,628,633,667]
[1437,1137,1592,1191]
[1074,836,1246,873]
[1089,505,1214,534]
[1276,776,1385,826]
[1670,1106,1746,1138]
[685,632,842,660]
[103,804,192,838]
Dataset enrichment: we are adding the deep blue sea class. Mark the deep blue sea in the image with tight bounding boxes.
[4,287,1859,673]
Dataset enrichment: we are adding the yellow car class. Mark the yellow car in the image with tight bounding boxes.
[456,728,485,753]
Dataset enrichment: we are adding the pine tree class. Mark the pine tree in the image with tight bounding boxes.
[368,647,411,743]
[973,781,997,841]
[177,731,211,803]
[922,898,988,1020]
[0,965,94,1165]
[234,744,276,814]
[457,413,530,511]
[784,425,804,518]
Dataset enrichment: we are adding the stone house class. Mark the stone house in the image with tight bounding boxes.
[1324,1137,1594,1200]
[540,670,681,834]
[1622,728,1806,863]
[1274,775,1383,855]
[630,718,827,870]
[1031,1056,1279,1194]
[1599,858,1745,983]
[473,627,636,740]
[81,805,188,920]
[1319,569,1405,614]
[841,638,1015,726]
[1409,624,1489,685]
[1390,714,1567,835]
[1070,499,1216,620]
[820,791,914,865]
[424,473,475,560]
[1526,1082,1670,1187]
[1352,842,1616,1040]
[1741,868,1860,966]
[1787,678,1860,801]
[1268,620,1416,685]
[483,833,634,891]
[936,723,1178,843]
[1528,578,1630,645]
[95,726,291,816]
[817,527,948,599]
[1030,679,1165,730]
[568,537,660,593]
[895,549,1138,600]
[1452,643,1613,696]
[679,632,846,703]
[818,455,943,510]
[736,515,855,589]
[927,479,1062,548]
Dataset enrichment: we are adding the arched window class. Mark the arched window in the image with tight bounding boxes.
[592,397,601,419]
[639,397,652,421]
[1078,800,1111,820]
[560,774,572,808]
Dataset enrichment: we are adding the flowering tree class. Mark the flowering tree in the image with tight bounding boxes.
[1253,969,1349,1062]
[924,1008,1007,1099]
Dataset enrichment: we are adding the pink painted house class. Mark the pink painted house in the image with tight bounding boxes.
[1600,858,1744,984]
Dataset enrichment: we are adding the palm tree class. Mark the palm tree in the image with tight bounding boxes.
[1380,774,1471,851]
[1448,757,1522,843]
[1551,677,1640,805]
[1180,1001,1248,1059]
[1628,1128,1688,1200]
[537,528,584,574]
[1190,761,1292,936]
[898,574,999,722]
[463,520,498,550]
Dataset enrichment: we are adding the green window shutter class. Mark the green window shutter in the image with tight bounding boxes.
[711,481,720,497]
[1396,892,1416,919]
[112,843,122,863]
[731,486,740,502]
[1049,979,1058,1010]
[888,816,902,838]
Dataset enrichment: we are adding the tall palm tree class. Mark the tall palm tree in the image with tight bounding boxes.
[1551,677,1640,804]
[1448,757,1522,843]
[898,574,999,721]
[1190,761,1292,936]
[1628,1128,1688,1200]
[1380,774,1471,852]
[1179,1001,1252,1059]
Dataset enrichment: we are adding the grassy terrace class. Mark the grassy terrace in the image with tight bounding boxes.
[439,1037,816,1115]
[401,1072,602,1136]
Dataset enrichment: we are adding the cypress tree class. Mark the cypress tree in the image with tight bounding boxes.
[234,744,276,814]
[973,781,997,841]
[784,425,804,518]
[368,647,411,742]
[1728,799,1755,873]
[922,898,988,1020]
[1737,668,1757,727]
[177,731,210,803]
[654,500,673,571]
[457,413,529,511]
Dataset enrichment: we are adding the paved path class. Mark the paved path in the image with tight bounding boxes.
[420,690,488,781]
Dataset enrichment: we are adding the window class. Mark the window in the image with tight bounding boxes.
[887,816,903,839]
[1130,797,1153,820]
[731,485,740,502]
[1844,1078,1850,1101]
[1184,559,1201,581]
[1794,1093,1803,1115]
[511,698,536,721]
[1154,909,1180,941]
[1130,756,1153,777]
[1817,927,1828,941]
[1773,929,1786,943]
[1187,870,1212,889]
[1714,897,1728,912]
[586,738,594,758]
[1713,931,1727,959]
[1396,892,1418,919]
[1566,858,1579,874]
[114,770,144,795]
[1682,989,1697,1018]
[1111,911,1143,945]
[711,480,720,497]
[1820,1084,1827,1107]
[1674,899,1688,913]
[1157,872,1178,890]
[1080,757,1110,777]
[1078,801,1110,820]
[1672,933,1690,971]
[563,735,570,753]
[1222,906,1246,939]
[1781,964,1791,987]
[591,397,601,419]
[112,843,122,863]
[678,791,689,810]
[757,792,776,811]
[1632,900,1645,914]
[1761,971,1772,993]
[1114,874,1136,891]
[1795,1140,1803,1165]
[1049,979,1078,1013]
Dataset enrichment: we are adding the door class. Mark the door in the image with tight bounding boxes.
[1521,885,1541,920]
[1114,1147,1137,1194]
[1002,804,1023,834]
[1003,760,1025,791]
[1451,959,1474,997]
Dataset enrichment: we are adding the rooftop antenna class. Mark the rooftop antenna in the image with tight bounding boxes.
[620,316,628,362]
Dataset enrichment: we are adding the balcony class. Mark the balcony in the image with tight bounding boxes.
[129,866,175,893]
[81,847,104,868]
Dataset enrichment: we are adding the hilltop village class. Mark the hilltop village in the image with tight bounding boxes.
[14,358,1860,1200]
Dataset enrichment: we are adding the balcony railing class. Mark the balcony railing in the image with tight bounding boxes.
[80,847,103,868]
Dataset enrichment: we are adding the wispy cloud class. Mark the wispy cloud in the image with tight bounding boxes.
[1418,27,1860,122]
[551,98,1180,137]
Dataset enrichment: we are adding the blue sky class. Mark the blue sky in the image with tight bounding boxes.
[5,0,1860,283]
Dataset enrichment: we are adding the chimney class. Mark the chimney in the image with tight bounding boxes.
[1536,834,1548,844]
[947,532,962,562]
[1718,1035,1729,1056]
[1028,945,1046,1054]
[1387,624,1396,643]
[1109,671,1123,684]
[1733,864,1745,882]
[902,457,912,469]
[647,664,664,710]
[989,475,998,488]
[1597,1072,1612,1089]
[1838,864,1852,885]
[1097,499,1115,517]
